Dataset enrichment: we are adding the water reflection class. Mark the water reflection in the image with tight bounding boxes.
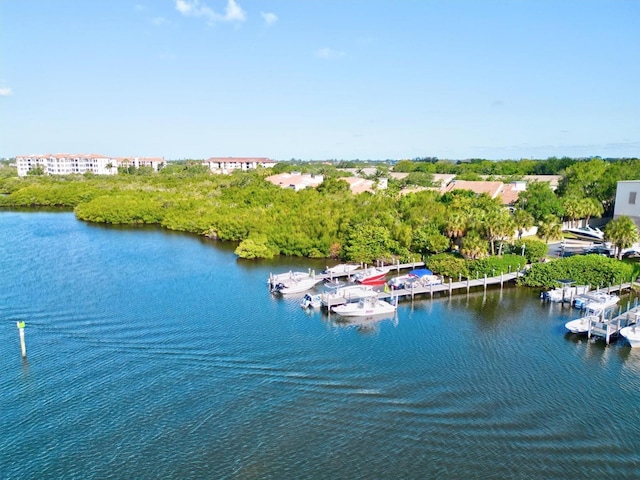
[330,312,398,333]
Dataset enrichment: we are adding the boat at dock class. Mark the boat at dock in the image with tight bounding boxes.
[321,284,378,307]
[565,312,604,334]
[323,264,361,275]
[273,276,322,294]
[268,270,311,286]
[573,291,619,310]
[354,267,389,285]
[300,293,322,309]
[620,320,640,347]
[331,296,397,317]
[388,268,441,290]
[565,302,619,335]
[541,280,589,303]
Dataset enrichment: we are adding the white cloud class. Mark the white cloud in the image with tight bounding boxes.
[175,0,246,24]
[316,48,345,60]
[261,11,278,25]
[0,87,12,97]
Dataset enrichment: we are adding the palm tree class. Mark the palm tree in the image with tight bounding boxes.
[537,214,563,244]
[562,196,585,228]
[582,197,604,227]
[512,208,534,240]
[605,216,639,259]
[483,210,514,256]
[461,233,488,260]
[443,211,468,249]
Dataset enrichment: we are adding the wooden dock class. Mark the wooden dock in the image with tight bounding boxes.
[322,270,524,308]
[315,261,426,283]
[588,297,640,344]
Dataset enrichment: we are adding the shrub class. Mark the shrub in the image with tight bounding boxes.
[426,253,469,279]
[519,254,636,288]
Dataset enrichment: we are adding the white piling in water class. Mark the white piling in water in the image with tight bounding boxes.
[16,321,26,358]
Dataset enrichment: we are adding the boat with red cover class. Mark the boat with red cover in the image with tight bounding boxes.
[354,267,389,285]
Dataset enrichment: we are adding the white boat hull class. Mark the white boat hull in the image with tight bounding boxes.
[274,278,322,294]
[321,285,377,306]
[620,326,640,347]
[331,298,397,317]
[324,264,361,275]
[565,315,598,334]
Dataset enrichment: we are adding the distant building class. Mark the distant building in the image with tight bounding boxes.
[443,180,520,205]
[265,172,324,191]
[16,153,164,177]
[203,157,276,174]
[339,176,388,194]
[116,157,164,172]
[614,181,640,228]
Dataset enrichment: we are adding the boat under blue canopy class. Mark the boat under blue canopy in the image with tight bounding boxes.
[409,268,433,277]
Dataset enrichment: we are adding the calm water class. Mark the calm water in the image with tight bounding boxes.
[2,211,640,479]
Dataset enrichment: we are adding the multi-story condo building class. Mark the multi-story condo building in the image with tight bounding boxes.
[203,157,276,174]
[16,154,164,177]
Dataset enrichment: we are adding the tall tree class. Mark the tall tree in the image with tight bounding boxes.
[461,233,488,260]
[515,181,563,222]
[537,214,563,244]
[604,216,639,259]
[512,209,534,239]
[443,211,468,249]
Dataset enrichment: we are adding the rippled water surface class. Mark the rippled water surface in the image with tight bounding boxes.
[2,211,640,479]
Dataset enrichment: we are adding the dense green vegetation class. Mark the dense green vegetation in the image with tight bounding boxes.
[519,255,640,289]
[1,156,639,288]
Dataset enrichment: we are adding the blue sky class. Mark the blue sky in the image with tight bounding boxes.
[1,0,638,161]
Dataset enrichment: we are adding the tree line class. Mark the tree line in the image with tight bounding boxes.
[1,157,639,287]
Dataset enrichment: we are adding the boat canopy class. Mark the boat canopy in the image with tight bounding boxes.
[409,268,434,277]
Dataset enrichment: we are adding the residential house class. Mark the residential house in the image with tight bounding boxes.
[265,172,324,191]
[443,180,521,205]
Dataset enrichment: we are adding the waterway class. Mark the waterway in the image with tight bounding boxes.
[1,211,640,479]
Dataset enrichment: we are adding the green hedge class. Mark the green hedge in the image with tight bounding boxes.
[519,254,638,288]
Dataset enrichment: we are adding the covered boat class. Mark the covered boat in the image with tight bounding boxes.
[354,267,389,285]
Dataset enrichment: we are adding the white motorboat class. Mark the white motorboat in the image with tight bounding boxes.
[323,264,361,275]
[300,293,322,309]
[564,302,618,334]
[331,297,397,317]
[273,276,322,294]
[563,226,604,241]
[387,268,441,290]
[541,280,589,303]
[321,284,378,307]
[565,313,602,334]
[268,270,310,288]
[576,292,619,311]
[620,323,640,348]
